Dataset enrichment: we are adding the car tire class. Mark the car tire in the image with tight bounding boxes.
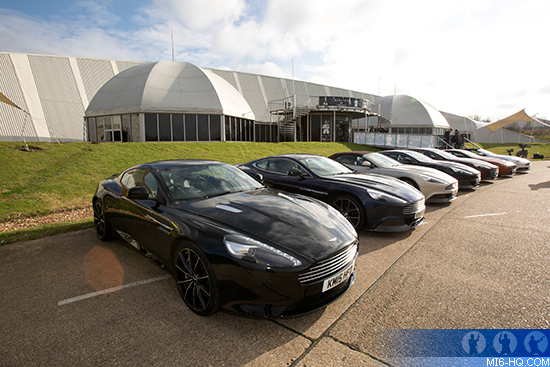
[330,195,365,230]
[400,178,419,190]
[173,242,221,316]
[93,199,113,241]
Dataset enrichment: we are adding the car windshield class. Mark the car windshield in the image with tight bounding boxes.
[433,150,459,160]
[477,149,494,156]
[455,150,480,158]
[159,163,263,201]
[404,150,434,163]
[366,153,402,168]
[297,156,354,176]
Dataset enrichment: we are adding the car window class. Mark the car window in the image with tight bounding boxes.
[121,168,158,199]
[335,155,359,166]
[384,152,396,160]
[256,158,308,176]
[297,156,352,176]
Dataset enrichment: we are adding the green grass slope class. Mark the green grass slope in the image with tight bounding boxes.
[0,141,373,222]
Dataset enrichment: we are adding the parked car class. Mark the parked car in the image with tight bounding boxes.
[378,150,481,189]
[445,149,516,176]
[238,154,426,232]
[412,148,499,181]
[466,148,530,172]
[93,160,359,318]
[328,151,458,203]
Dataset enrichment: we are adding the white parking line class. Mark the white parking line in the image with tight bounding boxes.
[464,212,508,219]
[58,274,172,306]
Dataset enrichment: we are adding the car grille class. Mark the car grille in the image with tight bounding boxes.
[298,242,358,286]
[402,199,425,215]
[445,182,458,191]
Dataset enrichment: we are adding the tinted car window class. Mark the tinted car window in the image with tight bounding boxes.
[121,168,158,199]
[255,158,307,175]
[336,155,359,166]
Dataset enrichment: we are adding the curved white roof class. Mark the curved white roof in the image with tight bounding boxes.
[86,61,255,120]
[380,95,450,128]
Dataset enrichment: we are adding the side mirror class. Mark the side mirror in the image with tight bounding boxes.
[288,168,303,177]
[254,173,264,183]
[361,161,371,167]
[128,186,150,199]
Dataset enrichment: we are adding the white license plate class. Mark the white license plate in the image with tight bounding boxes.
[322,262,355,292]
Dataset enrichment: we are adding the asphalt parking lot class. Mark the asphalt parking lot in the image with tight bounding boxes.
[1,161,549,366]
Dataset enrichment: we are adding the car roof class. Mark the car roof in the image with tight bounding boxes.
[380,150,409,153]
[330,151,375,157]
[254,154,322,160]
[133,159,226,170]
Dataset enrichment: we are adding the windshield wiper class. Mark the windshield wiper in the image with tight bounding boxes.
[204,191,233,199]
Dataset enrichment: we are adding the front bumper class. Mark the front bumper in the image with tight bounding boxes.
[216,243,358,318]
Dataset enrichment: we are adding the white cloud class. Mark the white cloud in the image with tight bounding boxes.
[1,0,550,119]
[145,0,246,30]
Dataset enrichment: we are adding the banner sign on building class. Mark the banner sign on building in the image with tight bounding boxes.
[319,96,363,108]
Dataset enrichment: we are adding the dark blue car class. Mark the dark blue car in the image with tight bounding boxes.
[239,154,426,232]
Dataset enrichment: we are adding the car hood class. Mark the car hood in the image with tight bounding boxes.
[447,157,496,169]
[388,165,456,182]
[326,173,424,202]
[173,188,357,261]
[475,156,515,167]
[489,154,529,165]
[423,160,479,174]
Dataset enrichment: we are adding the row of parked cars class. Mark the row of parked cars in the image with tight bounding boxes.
[91,147,529,318]
[238,147,529,232]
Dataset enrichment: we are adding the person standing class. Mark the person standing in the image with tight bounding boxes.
[443,129,451,147]
[452,129,461,148]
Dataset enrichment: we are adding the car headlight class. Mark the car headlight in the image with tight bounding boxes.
[224,234,302,268]
[450,166,469,174]
[420,175,446,184]
[472,163,487,169]
[327,204,357,236]
[368,189,407,204]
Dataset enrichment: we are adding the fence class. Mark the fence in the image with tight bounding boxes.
[354,132,439,149]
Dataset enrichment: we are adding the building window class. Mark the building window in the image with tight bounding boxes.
[198,114,209,141]
[159,114,171,141]
[145,113,158,141]
[185,114,197,141]
[210,115,221,141]
[173,114,184,141]
[311,115,321,141]
[87,118,97,142]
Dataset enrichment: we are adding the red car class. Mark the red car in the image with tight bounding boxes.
[445,149,516,176]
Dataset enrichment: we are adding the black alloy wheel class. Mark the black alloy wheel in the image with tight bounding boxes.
[331,195,365,230]
[174,243,220,316]
[93,199,112,241]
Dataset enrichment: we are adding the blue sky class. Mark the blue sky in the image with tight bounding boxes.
[1,0,549,121]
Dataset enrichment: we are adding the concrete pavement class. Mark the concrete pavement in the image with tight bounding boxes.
[1,161,548,366]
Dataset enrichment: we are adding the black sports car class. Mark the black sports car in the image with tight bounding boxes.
[93,160,358,318]
[238,154,425,232]
[378,150,482,189]
[411,148,499,181]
